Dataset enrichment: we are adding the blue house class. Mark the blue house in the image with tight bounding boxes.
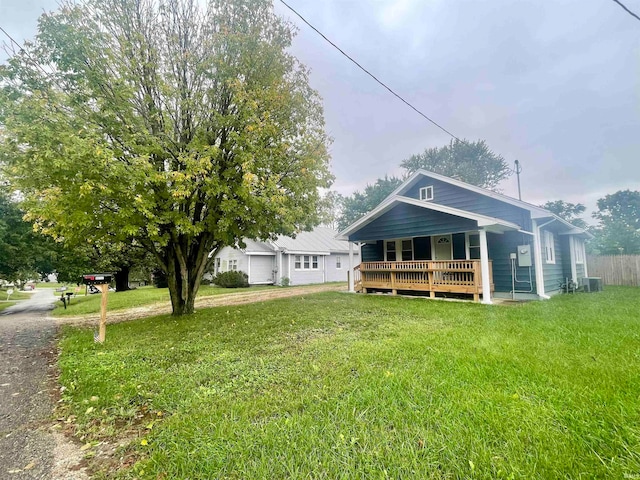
[338,170,591,303]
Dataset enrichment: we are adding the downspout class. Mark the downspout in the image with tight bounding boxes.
[569,236,577,284]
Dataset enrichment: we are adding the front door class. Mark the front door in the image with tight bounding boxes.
[433,235,452,260]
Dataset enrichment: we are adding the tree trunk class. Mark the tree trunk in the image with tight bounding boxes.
[165,243,207,316]
[114,266,131,292]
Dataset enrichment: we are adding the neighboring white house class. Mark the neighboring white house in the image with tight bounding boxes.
[212,227,359,285]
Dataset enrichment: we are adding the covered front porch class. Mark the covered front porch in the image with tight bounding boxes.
[354,259,493,302]
[341,197,526,304]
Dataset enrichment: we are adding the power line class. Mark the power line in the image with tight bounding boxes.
[611,0,640,22]
[278,0,462,141]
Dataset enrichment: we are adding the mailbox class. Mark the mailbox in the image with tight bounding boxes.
[82,273,113,285]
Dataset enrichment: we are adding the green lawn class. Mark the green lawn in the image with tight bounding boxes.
[0,289,32,301]
[58,287,640,479]
[50,284,277,316]
[0,302,16,312]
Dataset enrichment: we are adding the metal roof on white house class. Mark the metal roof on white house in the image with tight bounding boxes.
[241,238,276,254]
[235,227,354,255]
[272,227,352,254]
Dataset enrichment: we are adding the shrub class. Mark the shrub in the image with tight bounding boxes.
[213,271,249,288]
[280,276,290,287]
[200,278,212,286]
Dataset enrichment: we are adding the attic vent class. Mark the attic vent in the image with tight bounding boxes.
[419,186,434,201]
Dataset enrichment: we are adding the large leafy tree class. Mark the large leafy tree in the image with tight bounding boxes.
[0,187,60,284]
[0,0,331,315]
[541,200,588,229]
[337,176,402,231]
[400,139,511,190]
[590,190,640,255]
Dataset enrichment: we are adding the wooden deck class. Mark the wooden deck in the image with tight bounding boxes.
[354,260,493,302]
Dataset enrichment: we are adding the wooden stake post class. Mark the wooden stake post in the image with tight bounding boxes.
[82,273,113,344]
[98,283,109,343]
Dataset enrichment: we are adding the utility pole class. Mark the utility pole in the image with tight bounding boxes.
[514,160,522,201]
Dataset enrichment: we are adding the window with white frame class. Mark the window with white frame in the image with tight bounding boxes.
[467,233,481,260]
[229,259,238,271]
[294,255,319,270]
[574,238,584,264]
[336,256,342,269]
[543,230,555,264]
[385,240,397,261]
[215,258,221,275]
[419,185,434,201]
[401,239,413,261]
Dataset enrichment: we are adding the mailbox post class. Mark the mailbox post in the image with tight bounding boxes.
[82,273,113,343]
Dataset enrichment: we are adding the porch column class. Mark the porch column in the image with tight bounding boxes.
[348,241,355,292]
[532,219,549,299]
[569,236,577,284]
[478,228,492,304]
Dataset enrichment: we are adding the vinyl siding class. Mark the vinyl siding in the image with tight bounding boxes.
[542,229,564,294]
[414,236,431,260]
[362,241,384,261]
[487,231,537,293]
[349,203,477,242]
[404,177,532,230]
[288,254,325,285]
[215,246,249,274]
[325,253,350,283]
[452,233,466,260]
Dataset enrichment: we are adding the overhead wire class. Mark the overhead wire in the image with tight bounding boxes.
[610,0,640,22]
[278,0,462,141]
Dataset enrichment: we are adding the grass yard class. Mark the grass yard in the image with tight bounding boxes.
[50,284,277,316]
[0,289,32,301]
[57,287,640,479]
[0,301,16,312]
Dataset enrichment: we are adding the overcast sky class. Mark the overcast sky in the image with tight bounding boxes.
[2,0,639,222]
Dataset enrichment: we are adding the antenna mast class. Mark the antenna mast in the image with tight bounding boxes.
[514,160,522,201]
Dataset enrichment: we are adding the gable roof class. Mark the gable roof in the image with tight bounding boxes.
[339,170,591,239]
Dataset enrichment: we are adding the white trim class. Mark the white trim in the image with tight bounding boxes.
[247,256,251,281]
[479,228,492,304]
[574,237,585,264]
[286,250,330,256]
[582,241,589,277]
[419,185,434,201]
[294,254,320,270]
[431,234,453,261]
[465,231,481,260]
[338,195,521,240]
[348,242,354,292]
[338,169,591,239]
[390,169,551,218]
[245,251,276,256]
[532,219,550,299]
[543,230,556,264]
[569,234,577,283]
[384,238,414,262]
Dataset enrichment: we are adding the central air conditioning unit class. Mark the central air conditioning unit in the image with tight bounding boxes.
[581,277,603,293]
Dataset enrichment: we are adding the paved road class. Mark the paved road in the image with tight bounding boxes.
[0,290,87,479]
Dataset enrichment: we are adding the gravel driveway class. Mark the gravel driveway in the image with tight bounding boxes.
[0,290,87,479]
